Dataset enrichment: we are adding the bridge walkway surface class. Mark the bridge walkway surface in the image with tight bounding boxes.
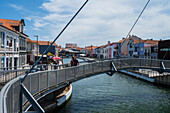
[0,58,170,113]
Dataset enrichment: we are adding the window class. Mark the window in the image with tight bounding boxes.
[1,32,5,47]
[9,38,12,47]
[130,43,132,48]
[6,36,12,47]
[6,40,9,47]
[32,45,34,50]
[129,51,133,56]
[160,48,170,51]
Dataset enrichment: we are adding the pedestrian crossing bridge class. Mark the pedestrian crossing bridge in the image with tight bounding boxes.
[0,58,170,113]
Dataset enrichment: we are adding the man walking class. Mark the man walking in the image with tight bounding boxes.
[73,56,79,66]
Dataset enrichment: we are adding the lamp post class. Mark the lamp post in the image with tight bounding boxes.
[34,35,38,60]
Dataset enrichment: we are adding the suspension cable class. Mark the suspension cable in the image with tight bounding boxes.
[119,0,151,55]
[21,0,89,83]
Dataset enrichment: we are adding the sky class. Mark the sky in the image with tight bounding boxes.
[0,0,170,47]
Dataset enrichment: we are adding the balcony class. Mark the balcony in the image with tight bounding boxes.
[20,47,26,51]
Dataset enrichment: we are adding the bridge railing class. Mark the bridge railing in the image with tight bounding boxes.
[0,69,29,84]
[1,60,111,113]
[112,58,170,70]
[1,58,170,113]
[0,60,90,84]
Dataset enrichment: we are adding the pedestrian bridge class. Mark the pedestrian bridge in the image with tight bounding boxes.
[0,58,170,113]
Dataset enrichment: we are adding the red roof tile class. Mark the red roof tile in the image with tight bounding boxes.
[0,19,20,31]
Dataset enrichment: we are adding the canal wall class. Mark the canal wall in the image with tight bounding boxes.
[119,70,170,86]
[154,75,170,86]
[119,70,155,83]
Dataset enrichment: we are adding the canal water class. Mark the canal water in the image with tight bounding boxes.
[54,58,170,113]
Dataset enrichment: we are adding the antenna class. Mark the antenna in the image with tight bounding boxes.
[21,0,89,83]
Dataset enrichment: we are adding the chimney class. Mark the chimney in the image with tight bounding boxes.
[108,41,110,46]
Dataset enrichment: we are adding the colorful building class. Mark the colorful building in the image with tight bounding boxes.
[127,38,158,59]
[106,41,116,59]
[117,35,141,58]
[0,19,28,69]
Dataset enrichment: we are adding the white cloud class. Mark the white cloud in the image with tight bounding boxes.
[41,0,82,13]
[42,36,50,40]
[25,17,32,21]
[9,4,23,10]
[32,27,40,31]
[33,0,170,47]
[33,19,48,28]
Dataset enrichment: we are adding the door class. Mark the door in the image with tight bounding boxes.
[27,55,30,64]
[14,58,17,69]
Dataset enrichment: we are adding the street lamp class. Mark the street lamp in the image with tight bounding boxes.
[34,35,38,60]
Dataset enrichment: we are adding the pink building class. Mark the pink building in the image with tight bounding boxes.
[106,41,116,59]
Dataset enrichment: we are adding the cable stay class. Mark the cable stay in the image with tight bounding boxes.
[118,0,151,57]
[19,1,89,113]
[21,0,89,83]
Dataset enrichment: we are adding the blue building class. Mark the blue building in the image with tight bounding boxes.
[127,39,144,58]
[134,42,144,58]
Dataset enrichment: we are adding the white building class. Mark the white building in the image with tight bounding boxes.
[0,19,28,69]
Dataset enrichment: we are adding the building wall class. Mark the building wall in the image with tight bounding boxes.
[127,39,134,58]
[158,40,170,60]
[0,25,21,69]
[121,36,141,55]
[106,45,114,59]
[151,45,158,59]
[103,47,106,59]
[39,45,55,55]
[0,29,5,51]
[135,42,144,58]
[116,43,121,58]
[66,43,77,48]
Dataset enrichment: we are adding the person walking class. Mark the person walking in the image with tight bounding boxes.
[70,56,74,66]
[73,56,79,66]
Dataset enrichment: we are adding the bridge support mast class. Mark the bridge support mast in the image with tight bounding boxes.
[106,61,117,76]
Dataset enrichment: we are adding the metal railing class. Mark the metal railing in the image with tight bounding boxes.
[112,58,170,70]
[0,65,32,70]
[1,58,170,113]
[0,60,110,113]
[0,60,94,84]
[0,69,28,84]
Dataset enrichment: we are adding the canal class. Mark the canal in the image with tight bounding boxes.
[53,58,170,113]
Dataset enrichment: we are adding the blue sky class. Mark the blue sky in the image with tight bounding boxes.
[1,0,170,47]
